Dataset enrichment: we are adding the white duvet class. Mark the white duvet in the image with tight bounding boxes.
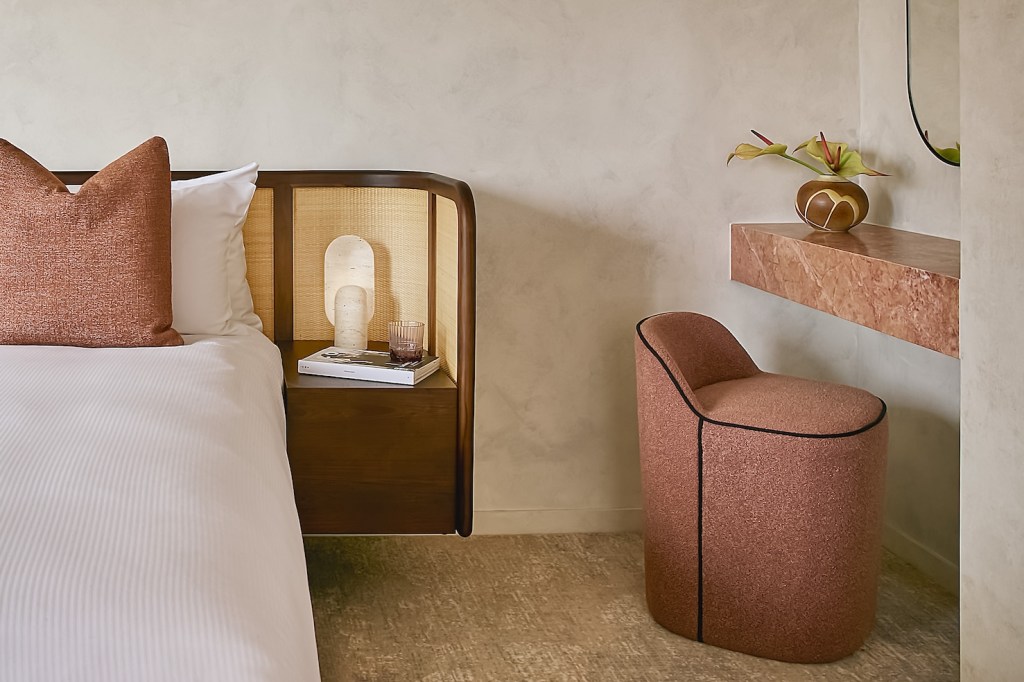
[0,331,320,682]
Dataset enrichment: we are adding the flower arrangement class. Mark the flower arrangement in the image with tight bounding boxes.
[727,130,888,178]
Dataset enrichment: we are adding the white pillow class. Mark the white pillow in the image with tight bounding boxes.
[170,179,256,335]
[172,163,262,332]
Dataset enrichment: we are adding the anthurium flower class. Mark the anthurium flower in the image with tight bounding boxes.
[796,133,888,177]
[727,142,790,163]
[728,130,889,178]
[727,131,791,164]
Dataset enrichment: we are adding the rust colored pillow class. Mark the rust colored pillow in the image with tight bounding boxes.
[0,137,182,347]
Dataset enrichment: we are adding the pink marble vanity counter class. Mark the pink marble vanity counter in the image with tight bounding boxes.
[731,223,960,358]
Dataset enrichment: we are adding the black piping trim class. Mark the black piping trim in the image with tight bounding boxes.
[635,315,887,439]
[696,417,705,642]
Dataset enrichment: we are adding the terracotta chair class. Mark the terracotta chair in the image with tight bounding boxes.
[634,312,888,663]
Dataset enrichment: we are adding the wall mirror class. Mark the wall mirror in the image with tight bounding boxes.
[907,0,960,166]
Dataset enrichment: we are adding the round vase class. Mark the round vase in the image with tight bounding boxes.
[794,176,869,232]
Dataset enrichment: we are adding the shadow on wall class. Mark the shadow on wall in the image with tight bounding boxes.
[883,404,960,566]
[471,189,661,513]
[730,301,858,387]
[866,180,897,228]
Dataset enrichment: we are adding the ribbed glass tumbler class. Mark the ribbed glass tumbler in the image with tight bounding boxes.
[388,321,425,362]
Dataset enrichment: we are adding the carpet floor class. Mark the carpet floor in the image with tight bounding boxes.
[304,533,958,681]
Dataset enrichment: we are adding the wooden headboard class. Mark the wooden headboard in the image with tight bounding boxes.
[55,169,477,536]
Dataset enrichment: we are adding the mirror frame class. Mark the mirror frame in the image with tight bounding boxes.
[906,0,960,167]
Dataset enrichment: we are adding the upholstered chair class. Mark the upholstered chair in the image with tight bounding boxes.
[634,312,888,663]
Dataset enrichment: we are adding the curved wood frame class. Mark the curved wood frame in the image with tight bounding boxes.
[56,169,476,537]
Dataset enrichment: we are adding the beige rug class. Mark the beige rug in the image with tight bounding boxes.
[304,534,958,681]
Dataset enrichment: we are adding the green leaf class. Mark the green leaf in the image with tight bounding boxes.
[833,150,888,177]
[935,144,961,164]
[726,142,789,164]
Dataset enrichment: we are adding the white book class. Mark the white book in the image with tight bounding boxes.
[297,346,441,386]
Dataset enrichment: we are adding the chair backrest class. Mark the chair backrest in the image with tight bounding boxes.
[637,312,760,396]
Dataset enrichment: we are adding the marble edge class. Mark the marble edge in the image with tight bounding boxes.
[730,223,961,281]
[729,224,960,358]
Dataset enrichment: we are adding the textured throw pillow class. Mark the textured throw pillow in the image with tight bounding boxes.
[171,163,262,333]
[0,137,182,347]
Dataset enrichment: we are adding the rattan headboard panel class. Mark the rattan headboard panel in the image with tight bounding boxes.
[242,187,275,340]
[435,196,460,379]
[291,187,430,342]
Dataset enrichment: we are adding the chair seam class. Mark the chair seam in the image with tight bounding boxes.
[696,416,705,643]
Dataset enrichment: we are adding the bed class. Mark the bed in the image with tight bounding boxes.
[0,137,475,679]
[0,330,321,681]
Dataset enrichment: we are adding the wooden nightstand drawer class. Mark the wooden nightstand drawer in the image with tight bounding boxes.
[280,340,459,534]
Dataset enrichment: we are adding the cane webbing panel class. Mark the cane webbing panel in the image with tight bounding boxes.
[293,187,430,342]
[241,188,275,340]
[435,196,459,380]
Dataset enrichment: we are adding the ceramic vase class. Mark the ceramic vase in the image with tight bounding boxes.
[794,176,869,232]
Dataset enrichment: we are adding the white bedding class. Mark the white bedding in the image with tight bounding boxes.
[0,331,320,681]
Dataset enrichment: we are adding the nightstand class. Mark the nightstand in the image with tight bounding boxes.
[278,340,458,534]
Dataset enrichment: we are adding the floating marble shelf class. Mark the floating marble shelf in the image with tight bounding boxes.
[730,223,960,358]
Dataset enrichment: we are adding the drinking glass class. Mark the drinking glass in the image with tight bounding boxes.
[388,321,424,362]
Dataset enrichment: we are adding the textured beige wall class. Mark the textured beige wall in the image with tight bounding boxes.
[0,1,960,586]
[960,1,1024,678]
[855,0,961,592]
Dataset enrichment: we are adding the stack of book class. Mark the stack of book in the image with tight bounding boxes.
[297,347,440,386]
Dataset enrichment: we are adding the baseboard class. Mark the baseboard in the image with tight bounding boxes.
[473,508,644,535]
[476,514,959,593]
[883,523,959,595]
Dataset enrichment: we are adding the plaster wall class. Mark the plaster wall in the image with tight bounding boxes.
[959,1,1024,678]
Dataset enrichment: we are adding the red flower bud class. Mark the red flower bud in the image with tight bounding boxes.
[819,131,835,169]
